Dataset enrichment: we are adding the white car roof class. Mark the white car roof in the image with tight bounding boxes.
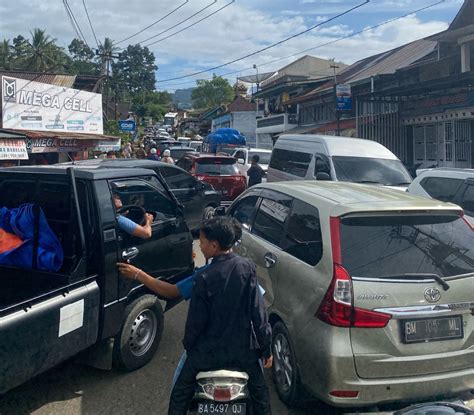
[416,168,474,180]
[253,181,461,217]
[278,134,398,160]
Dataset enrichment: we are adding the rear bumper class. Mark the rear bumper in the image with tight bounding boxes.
[294,319,474,407]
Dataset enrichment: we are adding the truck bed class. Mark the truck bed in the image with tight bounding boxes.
[0,266,70,314]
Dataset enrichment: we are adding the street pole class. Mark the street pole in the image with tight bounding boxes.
[331,64,341,136]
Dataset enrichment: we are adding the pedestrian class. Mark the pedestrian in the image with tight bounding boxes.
[135,144,146,159]
[168,217,273,415]
[247,154,265,187]
[161,149,174,164]
[106,150,116,159]
[123,142,132,158]
[147,148,160,161]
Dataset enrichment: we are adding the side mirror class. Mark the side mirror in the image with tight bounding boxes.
[316,172,331,181]
[237,158,245,165]
[214,206,226,216]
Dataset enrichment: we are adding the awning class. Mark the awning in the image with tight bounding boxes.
[0,129,120,154]
[310,119,356,133]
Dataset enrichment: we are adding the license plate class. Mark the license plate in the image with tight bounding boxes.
[197,402,245,414]
[402,315,463,344]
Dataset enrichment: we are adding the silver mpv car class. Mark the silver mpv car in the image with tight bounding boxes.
[228,181,474,408]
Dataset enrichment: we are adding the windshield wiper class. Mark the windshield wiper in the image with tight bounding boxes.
[353,180,381,184]
[378,273,450,291]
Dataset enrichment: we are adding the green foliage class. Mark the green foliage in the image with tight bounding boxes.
[191,74,234,109]
[131,91,172,119]
[104,120,132,141]
[68,39,97,75]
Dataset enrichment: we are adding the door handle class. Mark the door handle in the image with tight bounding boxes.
[122,247,139,263]
[264,253,277,268]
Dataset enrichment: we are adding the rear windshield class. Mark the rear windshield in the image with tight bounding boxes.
[195,159,239,175]
[340,215,474,279]
[249,151,271,165]
[332,156,412,186]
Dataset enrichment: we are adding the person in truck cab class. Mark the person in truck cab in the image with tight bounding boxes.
[112,193,153,239]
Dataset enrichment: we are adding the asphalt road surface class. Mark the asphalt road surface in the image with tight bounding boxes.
[0,244,472,414]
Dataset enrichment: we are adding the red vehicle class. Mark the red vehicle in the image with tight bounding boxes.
[177,154,247,204]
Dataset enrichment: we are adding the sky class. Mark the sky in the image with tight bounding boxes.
[0,0,465,92]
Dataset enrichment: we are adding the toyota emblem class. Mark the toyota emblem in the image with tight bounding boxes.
[424,288,441,303]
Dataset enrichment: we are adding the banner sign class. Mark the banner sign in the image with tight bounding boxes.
[336,84,352,111]
[2,76,103,134]
[26,137,95,153]
[94,138,121,152]
[0,139,28,160]
[118,120,136,132]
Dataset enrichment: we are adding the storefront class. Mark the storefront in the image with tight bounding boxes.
[0,130,28,167]
[401,91,474,168]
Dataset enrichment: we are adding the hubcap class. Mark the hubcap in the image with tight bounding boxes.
[128,309,157,357]
[273,333,293,394]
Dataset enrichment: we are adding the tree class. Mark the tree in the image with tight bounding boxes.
[0,39,12,70]
[112,44,157,97]
[68,38,97,75]
[23,29,68,72]
[97,37,119,77]
[191,75,234,109]
[131,90,172,119]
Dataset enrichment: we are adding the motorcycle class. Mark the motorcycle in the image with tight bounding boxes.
[190,369,250,415]
[394,401,473,414]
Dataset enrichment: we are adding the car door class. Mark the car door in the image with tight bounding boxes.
[110,177,192,299]
[159,165,202,229]
[231,189,292,308]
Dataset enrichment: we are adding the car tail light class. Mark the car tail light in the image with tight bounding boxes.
[316,217,391,328]
[329,390,359,398]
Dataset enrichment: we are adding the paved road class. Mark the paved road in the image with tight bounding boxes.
[0,244,472,414]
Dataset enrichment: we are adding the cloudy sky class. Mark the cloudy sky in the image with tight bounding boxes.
[0,0,464,91]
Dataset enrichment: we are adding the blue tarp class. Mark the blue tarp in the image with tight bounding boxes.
[0,204,64,272]
[204,128,246,153]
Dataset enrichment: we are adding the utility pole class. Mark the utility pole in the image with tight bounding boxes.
[96,49,121,120]
[331,64,341,136]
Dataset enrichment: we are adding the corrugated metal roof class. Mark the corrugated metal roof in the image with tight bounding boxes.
[1,129,118,141]
[0,71,76,88]
[343,39,438,84]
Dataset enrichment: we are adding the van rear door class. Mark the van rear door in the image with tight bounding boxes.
[340,213,474,379]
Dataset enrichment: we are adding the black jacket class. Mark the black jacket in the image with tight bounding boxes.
[183,253,272,361]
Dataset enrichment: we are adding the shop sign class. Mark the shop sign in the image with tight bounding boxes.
[402,91,474,115]
[0,139,28,160]
[94,138,121,152]
[118,120,136,132]
[2,76,103,134]
[336,84,352,111]
[26,137,95,153]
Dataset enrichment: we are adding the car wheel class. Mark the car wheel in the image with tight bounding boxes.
[272,321,301,405]
[113,295,164,371]
[202,206,215,222]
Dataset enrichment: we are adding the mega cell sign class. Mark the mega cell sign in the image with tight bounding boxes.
[1,76,103,134]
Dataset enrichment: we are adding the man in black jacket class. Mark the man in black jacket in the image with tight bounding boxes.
[168,217,272,415]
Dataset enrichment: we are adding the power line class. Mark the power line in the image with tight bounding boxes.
[63,0,90,48]
[145,0,236,48]
[156,0,369,83]
[63,0,86,44]
[116,0,190,45]
[157,0,445,87]
[128,0,218,48]
[82,0,100,48]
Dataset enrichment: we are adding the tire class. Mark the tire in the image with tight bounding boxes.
[202,206,215,222]
[272,321,301,405]
[113,294,164,371]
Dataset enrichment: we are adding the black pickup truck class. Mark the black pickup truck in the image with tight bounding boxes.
[0,165,193,394]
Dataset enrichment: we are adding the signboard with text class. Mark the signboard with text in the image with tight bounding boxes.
[336,84,352,111]
[94,138,121,152]
[26,137,95,153]
[2,76,103,134]
[118,120,136,132]
[0,139,28,160]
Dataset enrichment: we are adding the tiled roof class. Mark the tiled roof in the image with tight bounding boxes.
[227,96,256,112]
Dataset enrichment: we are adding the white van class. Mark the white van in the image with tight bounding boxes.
[267,134,412,189]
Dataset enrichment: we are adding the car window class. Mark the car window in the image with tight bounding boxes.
[281,199,323,266]
[229,195,260,230]
[420,177,464,202]
[461,185,474,215]
[249,151,271,165]
[340,214,474,279]
[195,160,239,175]
[160,166,196,189]
[269,148,312,178]
[235,150,246,161]
[252,196,292,246]
[111,179,176,220]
